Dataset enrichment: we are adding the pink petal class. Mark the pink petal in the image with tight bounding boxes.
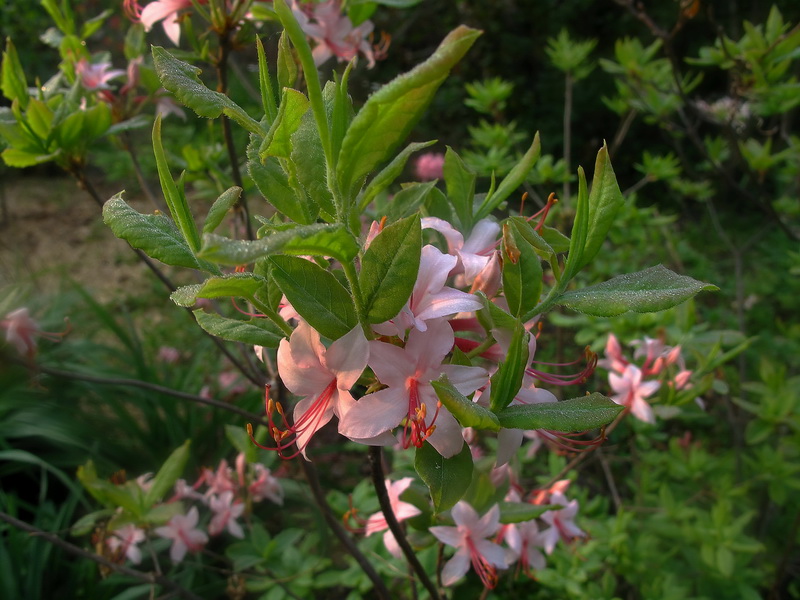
[338,387,406,439]
[324,326,369,390]
[440,548,471,586]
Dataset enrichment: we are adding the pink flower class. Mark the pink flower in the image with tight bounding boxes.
[268,322,370,459]
[504,519,546,575]
[75,59,125,91]
[208,491,245,538]
[609,364,660,424]
[201,459,237,498]
[365,477,422,558]
[422,217,501,286]
[249,464,284,505]
[106,524,146,564]
[539,491,586,554]
[429,502,509,588]
[414,152,445,181]
[157,346,180,364]
[374,245,483,336]
[140,0,193,46]
[154,506,208,563]
[340,319,488,457]
[630,335,682,376]
[293,0,378,68]
[155,93,187,120]
[2,308,40,357]
[597,333,628,374]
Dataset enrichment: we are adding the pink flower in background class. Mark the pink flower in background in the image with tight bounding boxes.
[154,506,208,562]
[106,524,146,564]
[631,335,682,376]
[597,333,628,374]
[414,152,445,180]
[539,491,586,554]
[609,364,660,424]
[505,519,547,575]
[365,477,422,558]
[430,502,509,588]
[139,0,193,45]
[157,346,180,364]
[2,308,40,357]
[75,59,125,91]
[293,0,378,67]
[249,464,284,504]
[340,319,488,458]
[155,93,187,120]
[208,491,245,538]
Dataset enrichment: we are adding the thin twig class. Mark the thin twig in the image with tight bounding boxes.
[596,448,622,512]
[0,511,203,600]
[369,446,441,600]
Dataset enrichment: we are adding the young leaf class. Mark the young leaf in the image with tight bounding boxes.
[386,180,438,221]
[443,146,476,231]
[358,140,437,211]
[170,273,267,307]
[144,440,191,506]
[501,221,543,317]
[496,393,623,431]
[562,165,589,282]
[248,157,318,224]
[259,88,309,160]
[276,30,298,91]
[336,26,481,196]
[476,132,540,220]
[415,442,473,513]
[103,193,219,272]
[152,46,264,135]
[193,309,284,347]
[556,265,718,316]
[269,255,357,340]
[358,214,421,324]
[256,36,278,124]
[203,186,242,233]
[431,375,500,431]
[488,319,529,412]
[1,39,29,109]
[198,224,359,266]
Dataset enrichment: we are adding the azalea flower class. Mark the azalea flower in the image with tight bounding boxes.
[539,491,586,554]
[374,245,483,336]
[208,491,245,538]
[597,333,628,374]
[609,364,660,424]
[75,59,126,91]
[263,322,370,459]
[292,0,378,67]
[340,319,488,458]
[414,152,445,181]
[106,524,146,564]
[422,217,501,285]
[1,307,65,358]
[504,518,547,575]
[248,464,284,505]
[365,477,422,558]
[139,0,193,46]
[429,502,509,588]
[154,506,208,563]
[630,335,682,376]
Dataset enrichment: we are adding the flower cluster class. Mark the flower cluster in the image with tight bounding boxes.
[104,453,283,565]
[600,333,694,423]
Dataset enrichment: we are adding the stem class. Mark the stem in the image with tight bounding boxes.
[369,446,442,600]
[216,29,255,241]
[121,130,163,212]
[341,260,368,333]
[250,296,295,338]
[0,511,204,600]
[300,458,392,600]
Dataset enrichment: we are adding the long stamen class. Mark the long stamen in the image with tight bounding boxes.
[527,347,597,386]
[466,536,498,589]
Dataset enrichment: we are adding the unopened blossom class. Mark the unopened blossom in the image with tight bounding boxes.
[609,364,660,424]
[154,506,208,563]
[340,319,488,458]
[75,59,125,91]
[139,0,193,45]
[208,491,245,538]
[414,152,445,181]
[106,524,146,564]
[365,477,422,558]
[374,245,483,336]
[539,491,586,554]
[293,0,378,67]
[430,502,509,588]
[262,322,371,459]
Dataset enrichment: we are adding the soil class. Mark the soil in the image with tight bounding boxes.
[0,173,155,305]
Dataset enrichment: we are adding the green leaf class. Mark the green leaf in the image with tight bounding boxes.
[415,441,473,513]
[144,440,191,506]
[276,30,298,91]
[203,186,241,233]
[496,393,623,431]
[1,148,59,167]
[562,165,590,282]
[152,46,263,135]
[336,26,481,196]
[256,37,278,124]
[359,214,421,324]
[198,224,359,265]
[488,319,529,412]
[443,146,476,231]
[83,102,112,139]
[249,157,317,224]
[557,265,718,316]
[25,98,53,140]
[431,375,500,431]
[358,140,436,211]
[259,88,309,160]
[103,193,218,272]
[499,502,561,524]
[386,180,438,221]
[1,39,29,109]
[193,309,283,347]
[501,221,543,317]
[476,133,540,220]
[269,255,357,340]
[152,116,202,253]
[505,216,559,272]
[170,273,266,307]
